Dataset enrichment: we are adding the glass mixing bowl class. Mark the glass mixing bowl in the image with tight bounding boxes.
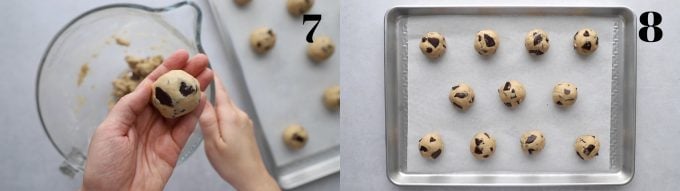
[36,1,213,177]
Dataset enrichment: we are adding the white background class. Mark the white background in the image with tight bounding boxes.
[341,0,680,190]
[0,0,338,190]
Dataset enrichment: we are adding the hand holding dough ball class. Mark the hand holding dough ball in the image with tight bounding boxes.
[249,27,276,54]
[287,0,314,16]
[308,36,335,62]
[470,132,496,160]
[323,85,340,110]
[520,130,545,155]
[524,29,550,55]
[574,135,600,160]
[474,30,500,56]
[419,32,447,59]
[498,80,526,108]
[233,0,251,6]
[552,82,578,107]
[151,70,201,118]
[449,83,475,110]
[573,28,599,55]
[418,133,443,160]
[283,124,308,150]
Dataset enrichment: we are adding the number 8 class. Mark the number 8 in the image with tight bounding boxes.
[639,11,662,42]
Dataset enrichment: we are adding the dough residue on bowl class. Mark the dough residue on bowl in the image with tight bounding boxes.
[77,63,89,87]
[115,36,130,46]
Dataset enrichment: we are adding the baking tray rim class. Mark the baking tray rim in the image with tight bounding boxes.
[383,5,637,187]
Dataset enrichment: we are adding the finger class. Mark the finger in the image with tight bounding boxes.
[213,74,235,108]
[171,93,207,148]
[145,49,190,81]
[196,68,214,91]
[183,54,209,77]
[105,79,153,135]
[198,101,222,143]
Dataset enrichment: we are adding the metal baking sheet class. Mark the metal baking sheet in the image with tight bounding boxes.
[385,6,636,186]
[208,0,339,189]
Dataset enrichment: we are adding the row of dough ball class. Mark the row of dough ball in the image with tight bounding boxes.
[282,85,340,149]
[420,28,599,59]
[235,0,315,17]
[450,81,578,110]
[419,131,600,160]
[249,27,335,62]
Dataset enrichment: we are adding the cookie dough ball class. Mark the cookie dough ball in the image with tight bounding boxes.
[524,29,550,55]
[249,27,276,54]
[498,80,527,108]
[151,70,201,118]
[419,32,447,59]
[287,0,314,16]
[418,133,443,160]
[574,135,600,160]
[323,85,340,110]
[448,83,475,110]
[234,0,251,6]
[308,36,335,62]
[552,82,578,107]
[469,132,496,160]
[283,124,308,149]
[573,28,599,55]
[520,130,546,155]
[474,30,500,55]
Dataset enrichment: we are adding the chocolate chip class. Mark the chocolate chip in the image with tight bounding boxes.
[528,50,544,55]
[418,138,422,142]
[582,41,592,50]
[516,101,520,105]
[179,81,196,96]
[583,30,590,37]
[484,133,490,138]
[256,42,261,47]
[475,138,483,146]
[584,144,596,155]
[533,35,543,46]
[533,32,537,36]
[268,29,273,36]
[421,37,426,42]
[474,147,483,154]
[431,149,442,159]
[526,135,537,144]
[443,44,447,48]
[471,96,475,103]
[574,31,578,40]
[483,155,489,158]
[564,89,571,95]
[556,101,563,105]
[511,89,515,93]
[420,146,428,152]
[451,85,459,90]
[154,87,174,107]
[504,102,512,107]
[483,34,496,47]
[577,151,585,160]
[454,93,467,98]
[453,102,463,109]
[591,136,596,138]
[430,137,436,142]
[478,35,481,42]
[528,149,535,155]
[490,147,493,151]
[426,47,433,53]
[293,133,305,142]
[503,82,511,91]
[427,38,440,48]
[596,37,599,45]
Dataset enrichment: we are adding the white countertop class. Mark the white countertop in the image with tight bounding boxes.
[340,0,680,190]
[0,0,337,190]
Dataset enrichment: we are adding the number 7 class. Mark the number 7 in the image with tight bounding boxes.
[303,14,322,43]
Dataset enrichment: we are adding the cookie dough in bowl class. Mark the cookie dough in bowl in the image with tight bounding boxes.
[469,132,496,160]
[419,32,447,59]
[418,133,444,160]
[151,70,201,119]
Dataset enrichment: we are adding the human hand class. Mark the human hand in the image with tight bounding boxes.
[199,75,280,191]
[82,49,214,191]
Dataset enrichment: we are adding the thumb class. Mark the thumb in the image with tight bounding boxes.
[199,101,222,143]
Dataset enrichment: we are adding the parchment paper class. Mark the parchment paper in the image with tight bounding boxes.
[211,1,339,167]
[405,15,617,173]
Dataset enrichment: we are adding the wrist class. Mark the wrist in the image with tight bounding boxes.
[232,167,279,191]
